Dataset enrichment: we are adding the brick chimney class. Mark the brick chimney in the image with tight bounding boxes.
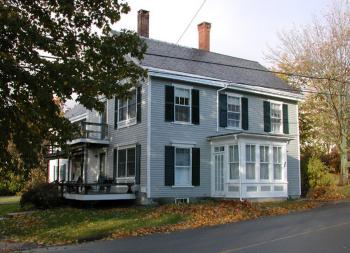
[137,9,149,38]
[197,22,211,51]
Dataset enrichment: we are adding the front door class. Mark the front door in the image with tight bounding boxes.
[213,146,225,196]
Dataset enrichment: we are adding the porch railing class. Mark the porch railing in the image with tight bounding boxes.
[74,122,109,140]
[56,181,136,197]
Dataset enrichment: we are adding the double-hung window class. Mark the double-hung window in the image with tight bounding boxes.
[175,147,191,186]
[118,90,137,127]
[175,87,191,123]
[260,146,269,180]
[271,103,282,133]
[117,147,136,178]
[227,96,241,128]
[245,145,256,180]
[273,147,283,180]
[229,145,240,180]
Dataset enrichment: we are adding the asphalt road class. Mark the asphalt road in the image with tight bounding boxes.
[29,201,350,253]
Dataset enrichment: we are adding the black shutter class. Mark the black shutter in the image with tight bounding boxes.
[263,101,271,132]
[192,148,200,186]
[283,104,289,134]
[191,89,200,125]
[137,87,142,123]
[164,146,174,186]
[165,86,174,122]
[113,149,117,180]
[114,98,118,129]
[219,94,227,127]
[135,144,141,184]
[241,97,249,130]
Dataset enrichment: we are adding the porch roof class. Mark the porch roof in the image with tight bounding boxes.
[207,132,294,142]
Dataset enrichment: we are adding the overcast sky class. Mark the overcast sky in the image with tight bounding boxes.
[113,0,335,66]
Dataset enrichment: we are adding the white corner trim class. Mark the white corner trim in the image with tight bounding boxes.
[146,78,152,198]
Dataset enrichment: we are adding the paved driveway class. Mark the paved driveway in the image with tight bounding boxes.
[28,201,350,253]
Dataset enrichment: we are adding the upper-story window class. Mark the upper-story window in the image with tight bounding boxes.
[227,96,241,128]
[117,89,137,128]
[271,103,282,133]
[175,87,191,122]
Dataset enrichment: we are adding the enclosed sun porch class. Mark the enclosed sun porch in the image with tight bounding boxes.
[46,121,138,201]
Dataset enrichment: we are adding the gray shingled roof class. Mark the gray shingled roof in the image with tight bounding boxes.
[64,103,86,119]
[141,38,292,91]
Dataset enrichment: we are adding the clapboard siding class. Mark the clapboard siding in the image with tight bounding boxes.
[149,77,300,198]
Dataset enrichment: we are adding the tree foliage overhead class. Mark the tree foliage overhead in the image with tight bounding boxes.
[1,0,147,175]
[267,1,350,184]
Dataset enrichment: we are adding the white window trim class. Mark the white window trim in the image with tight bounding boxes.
[225,91,243,130]
[116,145,137,180]
[226,93,242,130]
[117,89,137,129]
[245,144,257,181]
[228,144,240,182]
[269,100,283,134]
[173,84,192,124]
[273,146,285,182]
[174,146,193,187]
[98,152,107,178]
[259,145,270,181]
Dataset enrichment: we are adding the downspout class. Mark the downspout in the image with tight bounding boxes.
[216,84,228,132]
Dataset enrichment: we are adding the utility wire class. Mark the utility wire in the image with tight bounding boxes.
[144,52,350,85]
[148,69,350,98]
[176,0,207,44]
[14,52,350,97]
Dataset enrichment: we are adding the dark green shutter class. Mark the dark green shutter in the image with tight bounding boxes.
[191,89,200,125]
[137,87,142,123]
[219,94,227,127]
[113,149,117,180]
[263,101,271,132]
[135,144,141,184]
[165,86,174,122]
[283,104,289,134]
[164,146,174,186]
[192,148,200,186]
[241,97,249,130]
[114,98,118,129]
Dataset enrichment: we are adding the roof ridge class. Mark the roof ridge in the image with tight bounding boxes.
[143,37,260,64]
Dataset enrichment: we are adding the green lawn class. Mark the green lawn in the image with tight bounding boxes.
[0,205,185,245]
[1,184,350,246]
[0,196,20,204]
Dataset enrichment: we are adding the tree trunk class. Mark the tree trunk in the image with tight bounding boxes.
[338,133,349,186]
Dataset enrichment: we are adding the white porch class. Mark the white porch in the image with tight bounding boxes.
[208,132,293,199]
[63,193,136,201]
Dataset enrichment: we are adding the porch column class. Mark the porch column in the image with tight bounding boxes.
[57,158,60,181]
[84,143,88,183]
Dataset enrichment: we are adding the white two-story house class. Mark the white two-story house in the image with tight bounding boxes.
[47,10,302,203]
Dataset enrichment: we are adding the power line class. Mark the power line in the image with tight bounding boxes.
[176,0,207,44]
[148,69,350,98]
[144,52,350,85]
[13,52,350,97]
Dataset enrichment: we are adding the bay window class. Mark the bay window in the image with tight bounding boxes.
[245,145,256,180]
[260,146,269,180]
[273,146,283,180]
[229,145,239,180]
